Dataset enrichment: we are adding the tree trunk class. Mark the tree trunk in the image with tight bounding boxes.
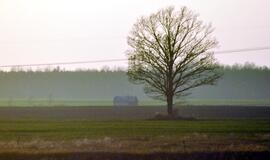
[166,72,174,116]
[167,51,174,116]
[167,93,173,115]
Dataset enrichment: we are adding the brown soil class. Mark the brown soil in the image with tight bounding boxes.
[0,151,269,160]
[0,105,269,120]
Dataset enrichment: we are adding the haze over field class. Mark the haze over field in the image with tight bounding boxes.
[0,67,269,103]
[0,0,270,70]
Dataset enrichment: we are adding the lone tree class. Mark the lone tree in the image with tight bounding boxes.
[127,6,222,115]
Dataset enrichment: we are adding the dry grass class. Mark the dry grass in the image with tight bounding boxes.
[0,134,269,153]
[0,119,268,159]
[0,135,269,159]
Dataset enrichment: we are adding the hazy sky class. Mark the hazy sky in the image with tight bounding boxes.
[0,0,270,70]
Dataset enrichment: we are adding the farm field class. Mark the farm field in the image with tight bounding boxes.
[0,106,269,159]
[1,99,270,107]
[0,105,269,159]
[0,120,269,160]
[0,105,269,120]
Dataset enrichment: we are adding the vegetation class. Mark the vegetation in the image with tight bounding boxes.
[0,64,269,159]
[127,6,221,115]
[0,99,270,107]
[0,119,268,159]
[0,119,269,141]
[0,64,269,106]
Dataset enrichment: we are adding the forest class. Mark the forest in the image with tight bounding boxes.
[0,64,269,105]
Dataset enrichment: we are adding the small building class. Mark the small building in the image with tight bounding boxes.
[113,96,138,106]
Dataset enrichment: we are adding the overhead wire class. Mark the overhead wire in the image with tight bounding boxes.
[0,46,269,68]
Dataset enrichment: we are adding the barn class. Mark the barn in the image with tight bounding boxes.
[113,96,138,106]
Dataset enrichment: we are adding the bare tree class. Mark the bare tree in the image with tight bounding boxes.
[127,6,222,115]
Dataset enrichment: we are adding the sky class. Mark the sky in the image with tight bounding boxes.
[0,0,270,70]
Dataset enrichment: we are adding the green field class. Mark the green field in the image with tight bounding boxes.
[0,119,269,159]
[1,99,270,107]
[183,99,270,106]
[0,120,269,141]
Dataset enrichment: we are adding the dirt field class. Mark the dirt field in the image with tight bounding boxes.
[0,105,269,120]
[0,151,269,160]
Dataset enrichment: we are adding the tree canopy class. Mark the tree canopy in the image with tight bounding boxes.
[127,6,222,115]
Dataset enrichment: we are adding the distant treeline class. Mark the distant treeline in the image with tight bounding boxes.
[0,64,269,101]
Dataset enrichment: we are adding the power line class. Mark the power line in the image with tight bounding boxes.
[215,46,270,54]
[0,46,270,68]
[0,59,127,68]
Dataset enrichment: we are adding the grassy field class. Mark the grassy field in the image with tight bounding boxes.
[1,99,270,107]
[0,103,269,159]
[183,99,270,106]
[0,119,269,159]
[0,120,269,141]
